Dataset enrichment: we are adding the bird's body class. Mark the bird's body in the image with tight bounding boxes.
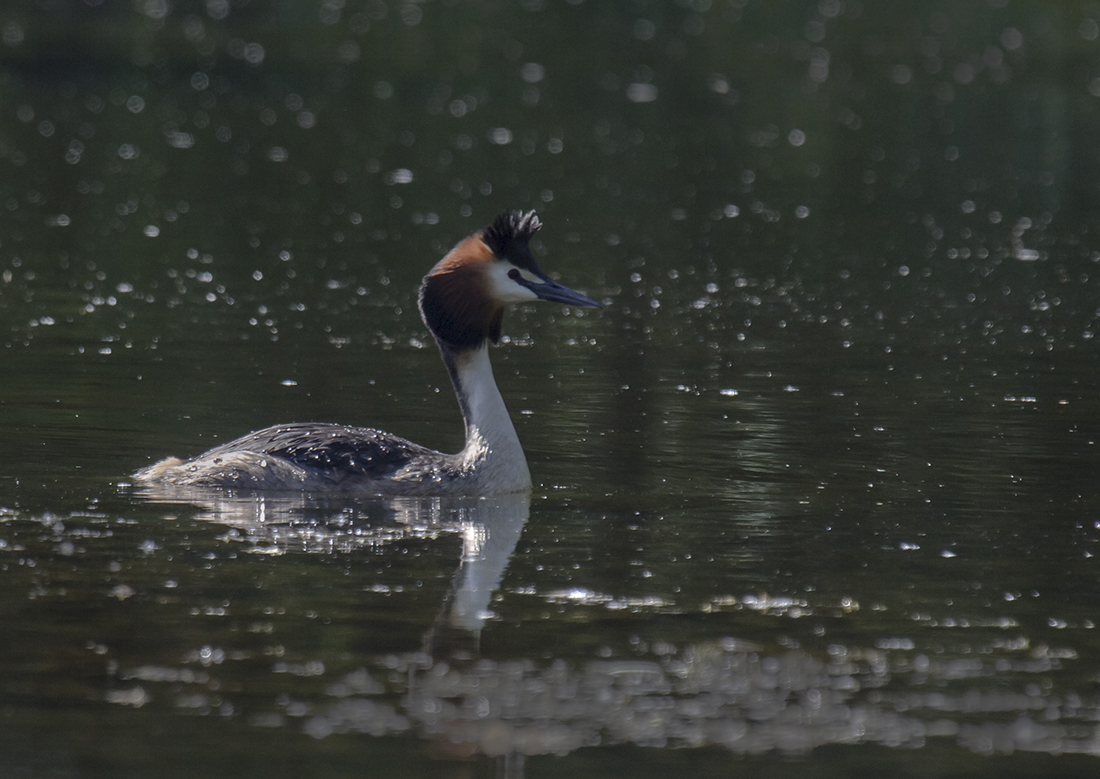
[133,211,599,495]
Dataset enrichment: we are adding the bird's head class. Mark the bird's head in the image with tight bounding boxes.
[419,210,600,350]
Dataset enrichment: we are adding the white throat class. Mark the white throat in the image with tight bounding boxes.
[449,344,531,491]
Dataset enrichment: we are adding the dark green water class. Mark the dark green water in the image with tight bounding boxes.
[3,1,1100,776]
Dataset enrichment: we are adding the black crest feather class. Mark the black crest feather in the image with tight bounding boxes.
[482,210,541,267]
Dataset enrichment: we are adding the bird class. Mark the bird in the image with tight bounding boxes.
[132,210,600,495]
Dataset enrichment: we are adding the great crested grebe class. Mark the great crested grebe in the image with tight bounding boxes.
[133,210,600,495]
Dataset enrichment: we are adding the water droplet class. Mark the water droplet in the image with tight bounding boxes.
[387,168,413,184]
[521,62,545,82]
[488,127,513,145]
[626,83,658,103]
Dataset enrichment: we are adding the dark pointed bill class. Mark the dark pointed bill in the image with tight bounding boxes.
[522,274,602,308]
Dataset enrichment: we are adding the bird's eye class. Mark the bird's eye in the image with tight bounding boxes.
[507,268,521,281]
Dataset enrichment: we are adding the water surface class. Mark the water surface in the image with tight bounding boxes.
[2,1,1100,776]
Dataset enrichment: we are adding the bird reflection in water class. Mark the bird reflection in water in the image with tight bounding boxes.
[134,485,530,773]
[135,485,527,651]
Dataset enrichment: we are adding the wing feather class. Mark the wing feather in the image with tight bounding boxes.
[200,422,438,479]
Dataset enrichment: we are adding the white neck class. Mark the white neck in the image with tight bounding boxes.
[446,344,531,492]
